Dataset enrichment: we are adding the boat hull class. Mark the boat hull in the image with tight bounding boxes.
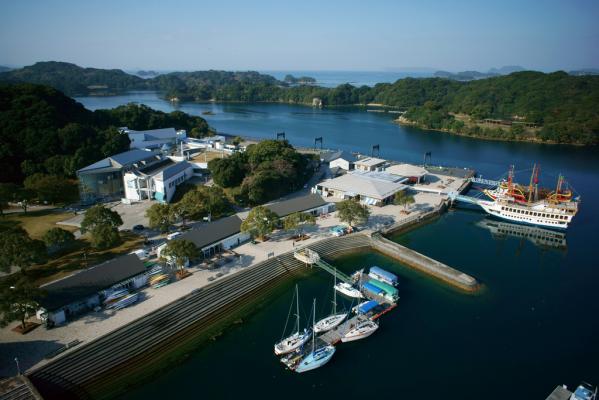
[341,322,379,342]
[314,313,347,333]
[477,200,572,230]
[295,346,336,373]
[334,283,363,299]
[274,331,312,355]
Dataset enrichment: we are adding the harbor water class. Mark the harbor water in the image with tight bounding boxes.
[73,92,599,399]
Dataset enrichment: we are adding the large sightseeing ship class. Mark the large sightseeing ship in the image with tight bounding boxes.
[476,165,579,230]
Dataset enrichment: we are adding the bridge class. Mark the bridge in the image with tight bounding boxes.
[447,192,484,206]
[293,248,352,283]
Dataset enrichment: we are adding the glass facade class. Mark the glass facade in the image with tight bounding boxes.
[78,171,124,204]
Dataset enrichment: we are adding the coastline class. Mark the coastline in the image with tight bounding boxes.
[393,117,588,146]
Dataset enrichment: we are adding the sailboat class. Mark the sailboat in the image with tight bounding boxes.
[314,271,348,333]
[341,319,379,342]
[274,285,312,356]
[334,282,363,299]
[295,299,336,373]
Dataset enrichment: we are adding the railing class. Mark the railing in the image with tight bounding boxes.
[469,177,501,187]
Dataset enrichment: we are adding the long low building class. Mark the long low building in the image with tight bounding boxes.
[124,127,187,150]
[266,193,332,218]
[314,170,408,206]
[36,254,148,326]
[166,215,250,258]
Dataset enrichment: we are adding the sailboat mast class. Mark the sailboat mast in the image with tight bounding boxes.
[527,164,536,204]
[296,285,300,334]
[312,298,316,353]
[333,270,337,314]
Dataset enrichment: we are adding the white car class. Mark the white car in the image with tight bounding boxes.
[167,232,182,240]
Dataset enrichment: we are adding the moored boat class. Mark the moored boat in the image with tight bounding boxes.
[108,293,139,310]
[295,299,336,373]
[314,271,348,333]
[334,282,363,299]
[341,319,378,342]
[274,285,312,355]
[368,266,398,287]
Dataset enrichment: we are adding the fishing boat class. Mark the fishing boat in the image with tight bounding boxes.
[334,282,363,299]
[341,319,379,342]
[295,299,336,373]
[479,165,579,229]
[274,285,312,356]
[314,272,348,333]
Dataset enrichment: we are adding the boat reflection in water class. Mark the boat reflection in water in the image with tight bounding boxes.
[476,218,567,250]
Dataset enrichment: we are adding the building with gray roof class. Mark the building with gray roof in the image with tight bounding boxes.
[125,127,187,150]
[265,193,331,218]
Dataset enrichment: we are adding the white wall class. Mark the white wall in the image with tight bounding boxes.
[124,172,141,201]
[155,164,194,203]
[220,232,250,249]
[330,158,352,171]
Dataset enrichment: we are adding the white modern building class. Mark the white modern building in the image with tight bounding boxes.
[354,157,387,172]
[123,159,193,203]
[124,127,187,150]
[385,163,428,183]
[314,170,408,206]
[321,150,357,171]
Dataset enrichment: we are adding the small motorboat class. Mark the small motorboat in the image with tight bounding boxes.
[334,282,363,299]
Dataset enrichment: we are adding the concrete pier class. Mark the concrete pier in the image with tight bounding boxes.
[370,233,480,292]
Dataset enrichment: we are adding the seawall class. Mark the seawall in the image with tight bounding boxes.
[27,231,479,399]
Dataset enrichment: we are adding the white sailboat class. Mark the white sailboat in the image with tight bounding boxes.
[314,271,348,333]
[334,282,364,299]
[295,299,336,373]
[274,285,312,356]
[341,319,379,342]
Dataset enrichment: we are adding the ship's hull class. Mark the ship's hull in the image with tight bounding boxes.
[477,200,573,230]
[314,313,347,333]
[274,331,312,355]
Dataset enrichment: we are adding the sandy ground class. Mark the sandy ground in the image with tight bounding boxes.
[0,173,465,377]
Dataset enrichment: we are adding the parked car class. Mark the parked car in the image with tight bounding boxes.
[132,224,145,231]
[167,232,182,240]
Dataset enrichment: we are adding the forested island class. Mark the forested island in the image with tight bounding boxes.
[1,62,598,145]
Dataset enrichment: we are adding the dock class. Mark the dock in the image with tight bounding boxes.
[280,250,399,369]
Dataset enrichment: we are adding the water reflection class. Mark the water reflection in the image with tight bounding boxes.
[476,218,567,250]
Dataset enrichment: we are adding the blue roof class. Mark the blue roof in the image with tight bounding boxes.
[128,128,176,140]
[110,149,156,166]
[77,149,156,173]
[358,300,379,314]
[369,266,398,283]
[362,282,384,295]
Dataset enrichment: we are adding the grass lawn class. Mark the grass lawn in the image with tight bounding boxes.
[0,209,78,239]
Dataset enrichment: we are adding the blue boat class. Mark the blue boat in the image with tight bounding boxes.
[368,266,399,286]
[357,300,379,314]
[294,299,336,373]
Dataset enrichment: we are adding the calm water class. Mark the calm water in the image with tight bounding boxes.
[74,92,599,399]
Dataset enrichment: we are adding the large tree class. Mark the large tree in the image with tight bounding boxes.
[81,205,123,249]
[0,227,46,273]
[240,206,279,240]
[176,186,232,221]
[208,155,247,188]
[0,276,44,331]
[284,212,316,237]
[0,183,18,216]
[42,227,76,254]
[336,199,370,227]
[146,203,176,233]
[161,239,199,272]
[24,173,77,204]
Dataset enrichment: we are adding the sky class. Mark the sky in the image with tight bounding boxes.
[1,0,598,72]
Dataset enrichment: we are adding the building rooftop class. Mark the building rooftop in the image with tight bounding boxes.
[266,193,329,218]
[321,150,357,163]
[38,254,146,311]
[354,157,386,167]
[176,215,243,250]
[319,171,407,200]
[77,149,157,173]
[385,163,428,178]
[153,161,192,181]
[127,128,177,140]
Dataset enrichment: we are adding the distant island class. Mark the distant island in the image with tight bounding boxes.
[1,61,598,145]
[433,66,525,81]
[136,70,161,78]
[283,74,317,85]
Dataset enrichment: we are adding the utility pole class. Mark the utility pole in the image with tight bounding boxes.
[15,357,20,375]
